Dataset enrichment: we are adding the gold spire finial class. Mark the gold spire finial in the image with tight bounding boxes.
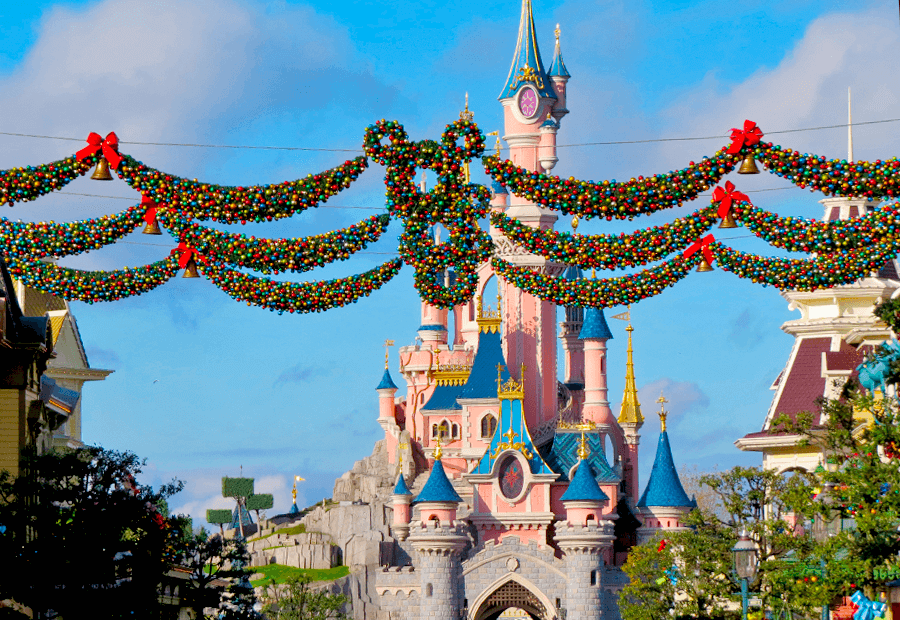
[292,475,304,504]
[555,23,561,44]
[575,423,591,460]
[460,94,474,184]
[384,339,394,369]
[434,426,446,461]
[497,362,526,401]
[571,215,579,234]
[657,391,669,432]
[486,131,501,158]
[614,307,643,425]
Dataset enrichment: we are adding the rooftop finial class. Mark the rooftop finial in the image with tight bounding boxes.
[460,94,474,183]
[572,215,579,234]
[487,131,501,157]
[477,294,502,333]
[434,426,445,461]
[555,23,560,44]
[613,306,644,425]
[656,391,669,432]
[576,423,592,460]
[848,87,854,163]
[292,475,304,504]
[384,339,394,369]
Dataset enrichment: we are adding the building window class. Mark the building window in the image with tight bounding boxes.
[425,583,433,597]
[590,570,597,586]
[451,423,459,439]
[481,414,497,438]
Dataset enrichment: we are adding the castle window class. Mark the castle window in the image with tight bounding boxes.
[586,514,595,523]
[498,455,524,499]
[433,421,450,440]
[481,414,498,438]
[590,570,597,586]
[452,423,459,439]
[425,583,433,597]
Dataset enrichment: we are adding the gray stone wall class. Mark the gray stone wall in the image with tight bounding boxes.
[417,551,461,620]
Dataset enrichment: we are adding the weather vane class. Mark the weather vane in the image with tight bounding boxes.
[384,339,394,369]
[657,391,669,432]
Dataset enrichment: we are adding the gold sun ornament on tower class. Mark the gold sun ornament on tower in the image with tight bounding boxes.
[656,391,669,432]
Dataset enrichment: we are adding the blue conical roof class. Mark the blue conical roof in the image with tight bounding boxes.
[458,329,510,400]
[499,0,557,100]
[414,459,462,504]
[637,431,694,508]
[491,180,509,195]
[393,472,411,496]
[377,368,398,390]
[548,34,570,78]
[560,461,608,502]
[579,307,613,340]
[288,501,299,515]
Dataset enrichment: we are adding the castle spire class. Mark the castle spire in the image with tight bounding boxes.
[548,23,570,78]
[499,0,556,100]
[616,310,643,425]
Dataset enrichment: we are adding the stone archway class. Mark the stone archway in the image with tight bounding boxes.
[472,577,554,620]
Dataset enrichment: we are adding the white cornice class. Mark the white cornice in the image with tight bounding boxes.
[45,367,113,382]
[734,434,802,452]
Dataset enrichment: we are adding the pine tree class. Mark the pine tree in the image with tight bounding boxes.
[217,535,261,620]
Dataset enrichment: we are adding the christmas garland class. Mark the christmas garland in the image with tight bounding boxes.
[490,207,719,270]
[0,205,146,259]
[0,156,94,206]
[201,258,402,314]
[491,254,699,308]
[114,154,369,224]
[363,119,492,307]
[7,255,180,303]
[161,212,390,275]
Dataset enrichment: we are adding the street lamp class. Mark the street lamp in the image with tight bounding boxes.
[732,531,759,620]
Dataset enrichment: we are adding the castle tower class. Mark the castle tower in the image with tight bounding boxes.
[636,395,695,544]
[616,313,644,502]
[409,446,467,620]
[555,434,616,620]
[376,346,401,464]
[391,470,413,542]
[580,307,626,469]
[560,264,585,390]
[495,0,564,431]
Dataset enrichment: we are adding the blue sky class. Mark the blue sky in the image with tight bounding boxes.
[0,0,896,525]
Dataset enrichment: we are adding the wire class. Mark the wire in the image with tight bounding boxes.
[1,117,898,152]
[56,191,384,210]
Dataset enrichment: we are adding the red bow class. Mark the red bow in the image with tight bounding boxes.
[141,196,159,226]
[173,242,202,269]
[684,234,715,264]
[727,120,763,155]
[658,539,667,553]
[76,132,123,169]
[711,181,750,219]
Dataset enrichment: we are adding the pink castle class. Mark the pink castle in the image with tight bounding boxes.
[370,3,695,618]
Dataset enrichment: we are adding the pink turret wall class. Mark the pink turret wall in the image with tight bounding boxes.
[561,333,584,384]
[582,339,614,425]
[393,498,411,525]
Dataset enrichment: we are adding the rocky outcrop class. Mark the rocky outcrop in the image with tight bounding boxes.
[247,531,339,570]
[332,440,396,504]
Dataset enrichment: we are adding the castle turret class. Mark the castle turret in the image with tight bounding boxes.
[580,307,625,467]
[636,396,695,544]
[391,471,413,542]
[561,264,585,391]
[409,445,467,620]
[555,433,616,620]
[547,24,570,122]
[617,315,644,503]
[377,344,401,464]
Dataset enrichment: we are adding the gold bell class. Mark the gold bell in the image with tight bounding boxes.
[181,257,200,278]
[696,258,714,272]
[718,212,738,229]
[90,156,114,181]
[737,155,760,175]
[142,219,162,235]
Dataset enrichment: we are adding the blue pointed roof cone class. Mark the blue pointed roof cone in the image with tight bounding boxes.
[499,0,557,100]
[377,368,398,390]
[579,307,613,340]
[560,460,609,502]
[393,472,412,496]
[548,28,570,78]
[414,459,462,504]
[288,501,299,515]
[637,431,694,508]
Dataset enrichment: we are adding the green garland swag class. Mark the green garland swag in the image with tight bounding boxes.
[161,212,390,275]
[0,156,94,206]
[0,206,146,259]
[7,255,180,303]
[201,258,403,314]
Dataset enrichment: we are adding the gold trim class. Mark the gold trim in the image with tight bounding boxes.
[492,428,533,460]
[477,294,502,333]
[497,363,526,400]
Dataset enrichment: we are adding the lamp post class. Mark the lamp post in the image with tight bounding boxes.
[732,531,759,620]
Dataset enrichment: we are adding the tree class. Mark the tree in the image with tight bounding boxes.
[247,493,274,529]
[0,445,183,619]
[217,535,262,620]
[208,508,233,538]
[222,476,255,537]
[262,575,350,620]
[174,529,234,620]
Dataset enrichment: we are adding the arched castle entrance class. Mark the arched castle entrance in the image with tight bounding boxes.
[470,575,557,620]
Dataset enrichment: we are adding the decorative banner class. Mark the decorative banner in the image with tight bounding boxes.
[0,206,146,259]
[162,212,391,275]
[491,207,718,270]
[7,255,180,303]
[115,155,369,224]
[202,258,403,314]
